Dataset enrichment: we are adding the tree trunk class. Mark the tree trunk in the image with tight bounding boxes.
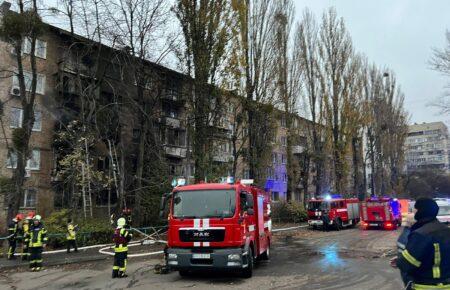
[134,89,149,225]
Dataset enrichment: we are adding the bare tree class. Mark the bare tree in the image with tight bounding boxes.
[0,0,44,223]
[229,0,277,185]
[363,65,408,197]
[272,0,304,202]
[296,8,328,197]
[173,0,232,182]
[429,30,450,112]
[319,8,355,193]
[103,0,171,223]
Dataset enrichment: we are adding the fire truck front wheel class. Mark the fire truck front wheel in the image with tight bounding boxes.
[241,248,254,278]
[260,245,270,261]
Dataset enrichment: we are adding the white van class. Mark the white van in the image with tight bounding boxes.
[435,198,450,224]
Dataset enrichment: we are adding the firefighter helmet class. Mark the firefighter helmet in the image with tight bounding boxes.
[117,217,126,227]
[15,213,24,221]
[27,211,35,219]
[34,215,42,221]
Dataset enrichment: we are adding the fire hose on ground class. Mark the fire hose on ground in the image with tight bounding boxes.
[3,226,168,257]
[3,224,306,258]
[97,226,167,258]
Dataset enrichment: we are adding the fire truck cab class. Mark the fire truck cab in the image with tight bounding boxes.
[360,197,401,230]
[161,180,271,278]
[307,195,360,230]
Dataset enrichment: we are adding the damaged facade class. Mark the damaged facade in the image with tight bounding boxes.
[0,4,317,229]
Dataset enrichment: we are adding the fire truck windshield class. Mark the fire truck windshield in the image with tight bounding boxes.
[308,201,330,211]
[172,189,236,219]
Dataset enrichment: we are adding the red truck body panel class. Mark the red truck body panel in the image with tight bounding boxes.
[360,197,401,230]
[166,182,271,274]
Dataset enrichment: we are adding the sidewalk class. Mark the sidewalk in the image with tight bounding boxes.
[0,247,108,271]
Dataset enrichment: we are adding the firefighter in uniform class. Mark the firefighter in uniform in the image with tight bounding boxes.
[112,217,132,278]
[397,197,450,289]
[21,212,34,260]
[29,215,48,271]
[7,214,23,260]
[392,213,415,287]
[66,219,78,253]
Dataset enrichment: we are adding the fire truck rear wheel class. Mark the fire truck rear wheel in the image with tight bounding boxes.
[242,249,254,278]
[335,218,342,231]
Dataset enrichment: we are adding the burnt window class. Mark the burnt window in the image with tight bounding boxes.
[132,129,141,144]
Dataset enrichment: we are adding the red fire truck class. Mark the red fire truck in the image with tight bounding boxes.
[360,197,402,230]
[160,180,271,278]
[307,195,360,230]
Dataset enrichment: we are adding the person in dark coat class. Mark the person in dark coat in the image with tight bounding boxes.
[397,197,450,289]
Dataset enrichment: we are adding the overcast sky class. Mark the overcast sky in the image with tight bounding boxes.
[40,0,450,125]
[294,0,450,125]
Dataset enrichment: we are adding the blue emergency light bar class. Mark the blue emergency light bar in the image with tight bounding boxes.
[323,194,342,200]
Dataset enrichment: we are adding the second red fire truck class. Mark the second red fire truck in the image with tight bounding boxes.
[307,195,360,230]
[160,179,271,278]
[360,197,402,230]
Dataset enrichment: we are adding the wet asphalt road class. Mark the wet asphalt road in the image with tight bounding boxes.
[0,227,405,290]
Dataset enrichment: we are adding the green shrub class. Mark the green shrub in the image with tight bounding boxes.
[44,210,113,248]
[272,201,307,223]
[286,201,308,222]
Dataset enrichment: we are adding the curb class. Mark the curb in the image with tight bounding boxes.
[0,255,108,271]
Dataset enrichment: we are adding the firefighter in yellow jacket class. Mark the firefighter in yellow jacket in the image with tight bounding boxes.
[66,219,78,253]
[21,214,33,260]
[112,218,132,278]
[29,215,48,271]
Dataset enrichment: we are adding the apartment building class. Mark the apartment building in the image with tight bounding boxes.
[263,115,313,202]
[0,3,313,228]
[405,122,450,173]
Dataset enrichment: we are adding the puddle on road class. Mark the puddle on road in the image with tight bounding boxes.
[317,244,346,268]
[278,237,382,271]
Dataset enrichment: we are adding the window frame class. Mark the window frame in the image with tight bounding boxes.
[6,149,40,171]
[9,107,42,132]
[12,71,46,95]
[21,38,47,59]
[22,188,37,208]
[9,107,23,128]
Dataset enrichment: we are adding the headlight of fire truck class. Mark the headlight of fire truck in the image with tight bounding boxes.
[228,254,241,261]
[227,253,242,266]
[167,253,178,265]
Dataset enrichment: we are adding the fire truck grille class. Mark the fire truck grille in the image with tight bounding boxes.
[179,229,225,242]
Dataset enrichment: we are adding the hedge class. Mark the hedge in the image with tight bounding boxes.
[271,201,308,223]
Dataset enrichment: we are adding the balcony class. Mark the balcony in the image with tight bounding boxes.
[162,88,185,102]
[164,145,187,158]
[213,152,234,163]
[292,145,305,155]
[161,116,182,128]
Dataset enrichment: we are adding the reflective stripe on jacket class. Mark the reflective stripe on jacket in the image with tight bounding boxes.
[114,228,132,253]
[29,224,48,248]
[66,224,76,240]
[397,219,450,286]
[23,223,30,242]
[7,222,18,240]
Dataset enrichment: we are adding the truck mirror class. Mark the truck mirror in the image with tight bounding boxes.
[247,208,254,215]
[159,193,169,218]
